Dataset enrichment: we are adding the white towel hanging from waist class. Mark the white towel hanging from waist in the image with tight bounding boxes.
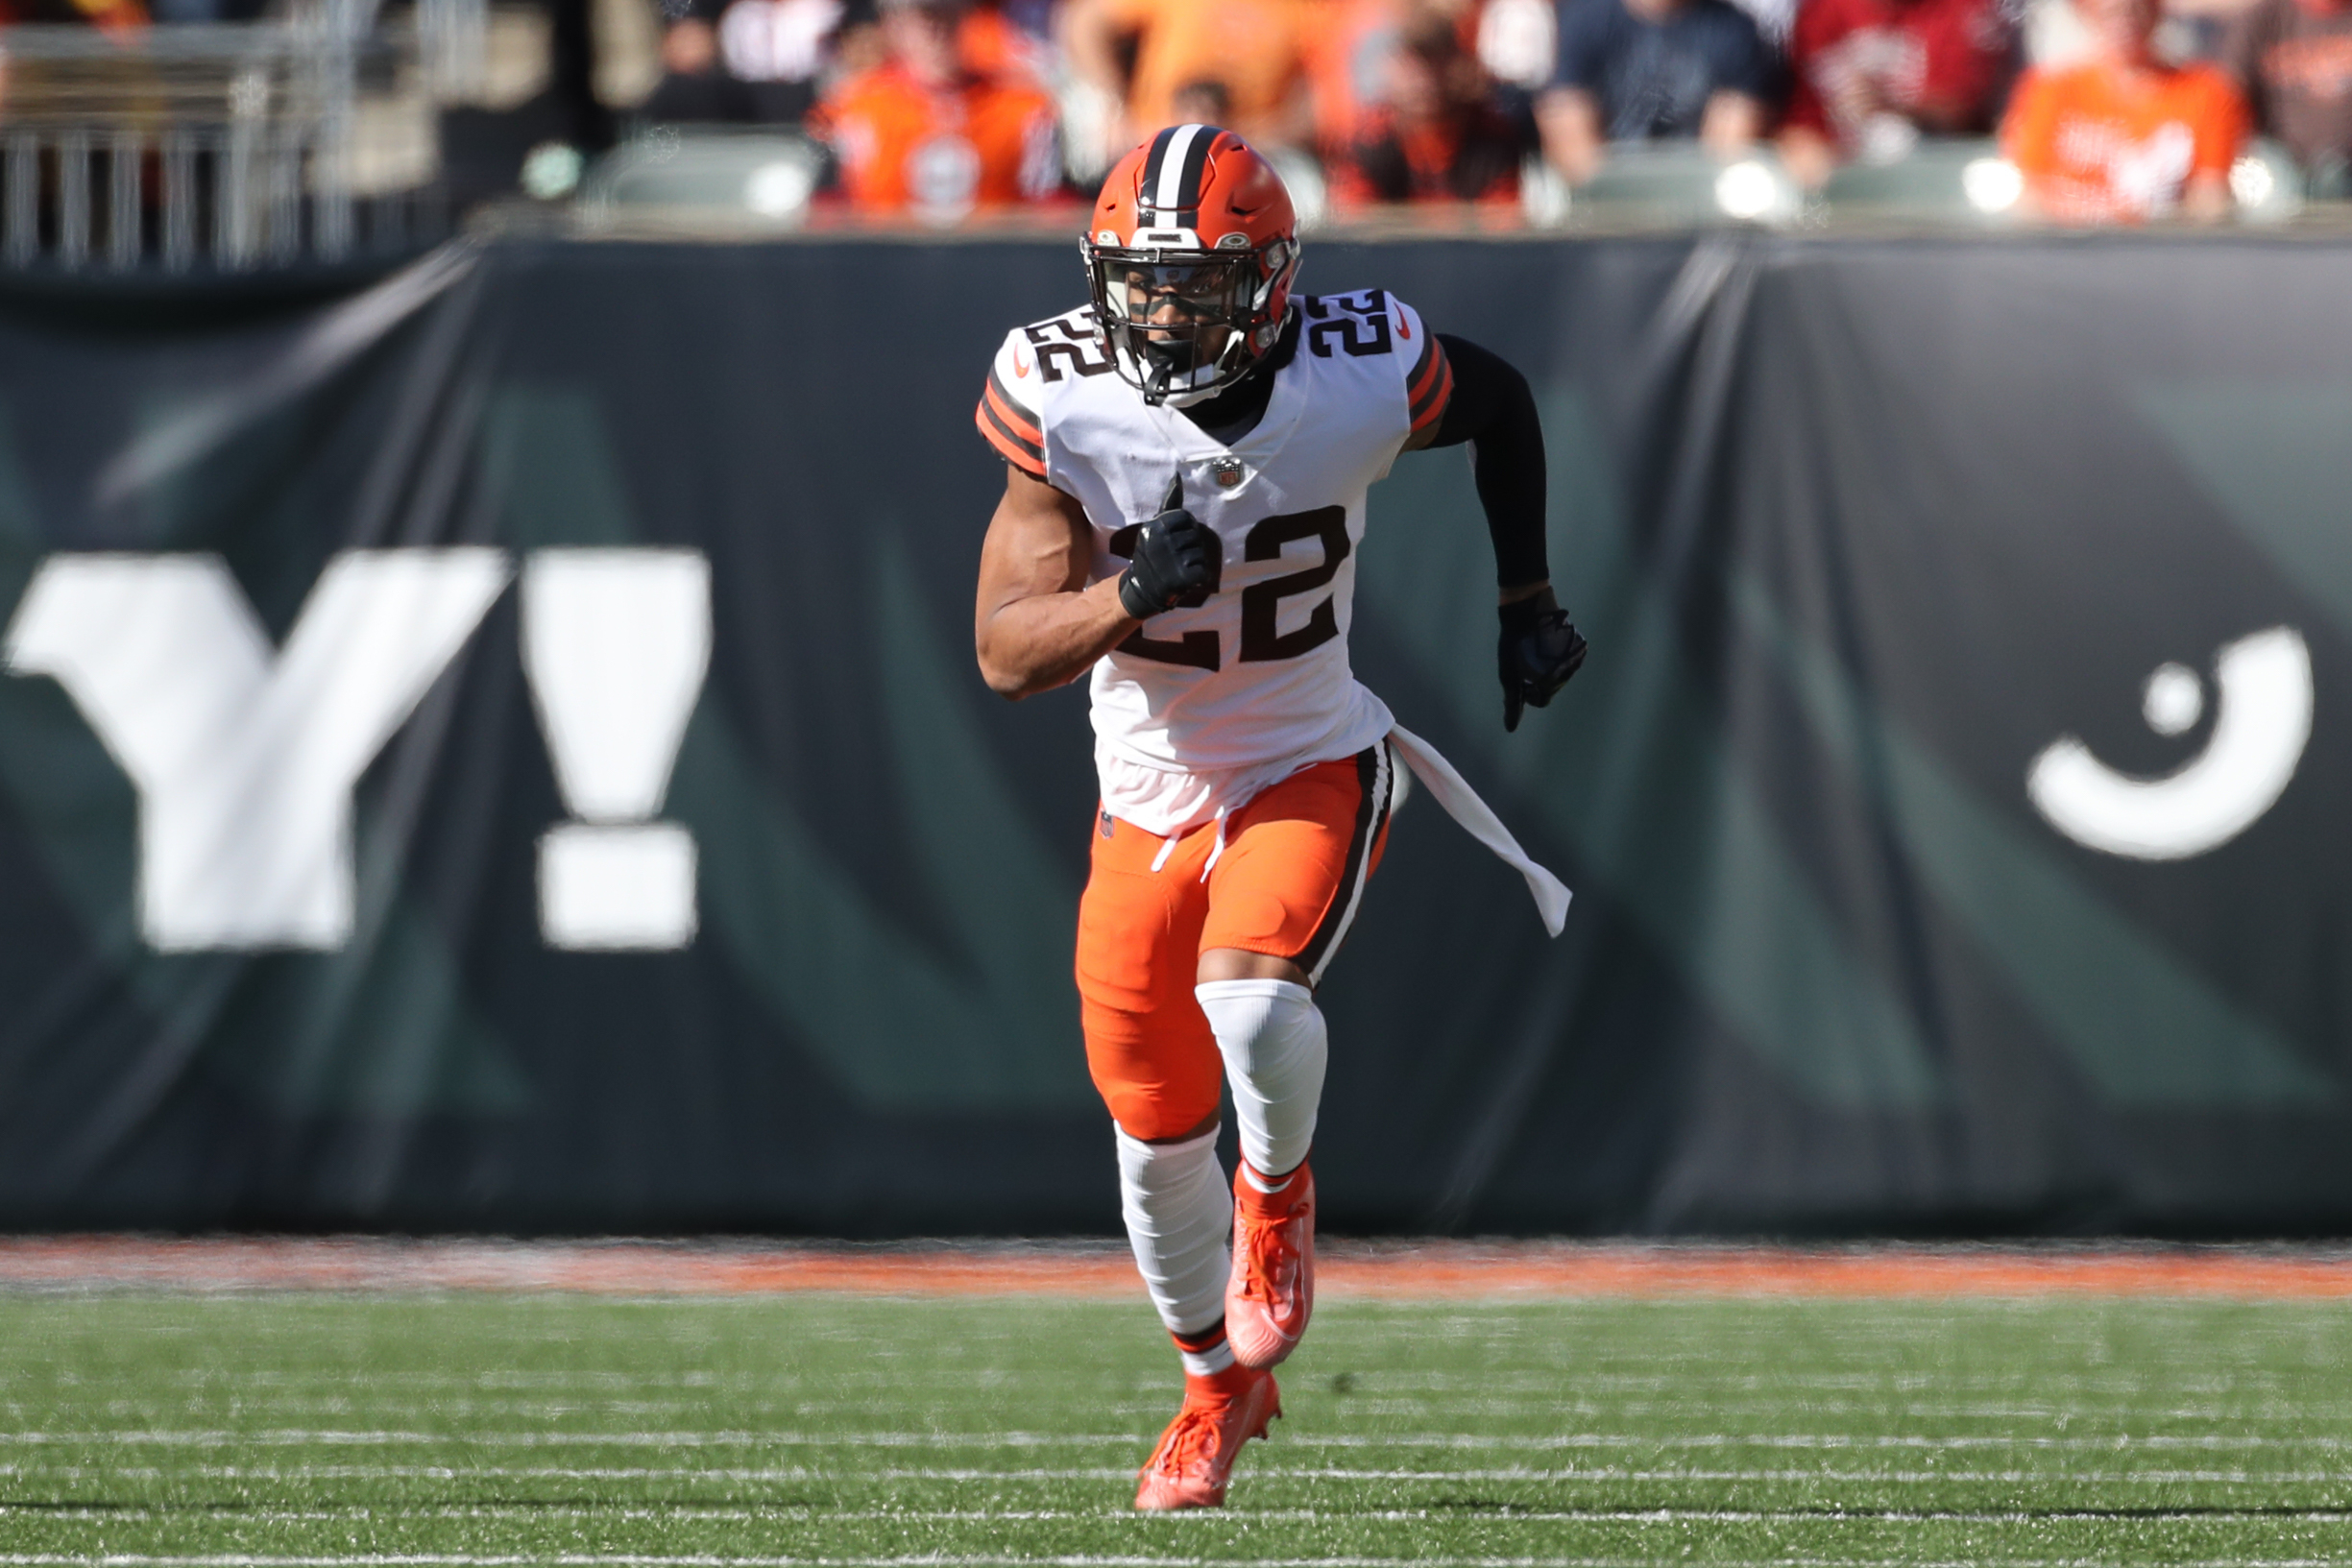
[1386,723,1571,937]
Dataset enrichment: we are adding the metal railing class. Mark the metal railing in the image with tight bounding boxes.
[0,120,450,270]
[0,4,467,271]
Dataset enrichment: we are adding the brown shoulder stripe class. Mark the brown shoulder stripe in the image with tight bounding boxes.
[985,367,1045,446]
[976,398,1046,477]
[982,362,1039,442]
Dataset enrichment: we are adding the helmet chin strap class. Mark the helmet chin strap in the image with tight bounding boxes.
[1145,330,1255,408]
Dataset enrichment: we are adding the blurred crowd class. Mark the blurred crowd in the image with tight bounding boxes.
[621,0,2352,223]
[5,0,2349,222]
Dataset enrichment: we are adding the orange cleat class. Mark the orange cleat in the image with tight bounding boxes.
[1133,1363,1281,1510]
[1225,1161,1315,1368]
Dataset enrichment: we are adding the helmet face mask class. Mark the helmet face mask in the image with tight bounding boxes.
[1080,127,1301,408]
[1087,248,1263,404]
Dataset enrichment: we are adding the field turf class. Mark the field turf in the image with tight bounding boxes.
[1,1290,2349,1564]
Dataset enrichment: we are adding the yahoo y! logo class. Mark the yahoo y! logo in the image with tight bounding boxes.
[4,547,710,953]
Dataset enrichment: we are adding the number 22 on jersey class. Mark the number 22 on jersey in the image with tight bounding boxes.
[1107,507,1349,673]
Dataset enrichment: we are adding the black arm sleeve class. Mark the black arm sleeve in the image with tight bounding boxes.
[1422,332,1549,590]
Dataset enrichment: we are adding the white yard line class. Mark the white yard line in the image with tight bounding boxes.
[20,1398,2343,1420]
[0,1557,1798,1567]
[4,1506,2351,1523]
[292,1403,2321,1422]
[0,1433,1130,1449]
[6,1432,2352,1451]
[4,1464,2346,1484]
[0,1467,1145,1483]
[95,1371,2319,1397]
[0,1556,2347,1568]
[1289,1434,2352,1451]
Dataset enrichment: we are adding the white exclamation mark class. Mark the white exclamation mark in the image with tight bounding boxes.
[522,547,712,951]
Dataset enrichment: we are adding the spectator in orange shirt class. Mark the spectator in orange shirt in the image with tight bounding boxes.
[958,0,1055,84]
[1297,0,1408,157]
[1058,0,1318,150]
[1334,12,1528,200]
[808,0,1064,220]
[2000,0,2246,221]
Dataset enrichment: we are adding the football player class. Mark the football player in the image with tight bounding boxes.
[971,124,1584,1511]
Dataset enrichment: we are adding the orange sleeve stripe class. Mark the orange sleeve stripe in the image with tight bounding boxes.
[1405,330,1441,398]
[1409,355,1454,435]
[984,374,1045,447]
[976,398,1047,477]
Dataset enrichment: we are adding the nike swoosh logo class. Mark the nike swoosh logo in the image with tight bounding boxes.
[1012,348,1031,377]
[1396,314,1412,339]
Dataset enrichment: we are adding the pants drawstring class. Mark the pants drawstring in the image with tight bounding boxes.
[1200,807,1230,881]
[1145,807,1231,878]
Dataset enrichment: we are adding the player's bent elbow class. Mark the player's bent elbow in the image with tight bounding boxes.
[976,646,1031,699]
[976,641,1055,700]
[976,599,1091,699]
[982,665,1037,700]
[1491,352,1534,409]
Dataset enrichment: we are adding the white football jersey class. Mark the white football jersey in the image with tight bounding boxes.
[979,290,1455,835]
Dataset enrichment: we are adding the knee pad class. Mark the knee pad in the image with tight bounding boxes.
[1195,977,1326,1179]
[1114,1122,1232,1337]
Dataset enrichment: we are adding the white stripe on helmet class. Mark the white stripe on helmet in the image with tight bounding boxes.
[1154,123,1204,213]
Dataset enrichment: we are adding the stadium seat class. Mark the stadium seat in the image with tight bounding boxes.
[1822,137,2022,225]
[1564,143,1803,228]
[1825,135,2309,225]
[579,130,826,229]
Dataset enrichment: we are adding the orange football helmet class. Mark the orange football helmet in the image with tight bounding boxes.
[1081,125,1301,407]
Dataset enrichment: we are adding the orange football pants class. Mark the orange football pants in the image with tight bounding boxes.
[1075,743,1393,1143]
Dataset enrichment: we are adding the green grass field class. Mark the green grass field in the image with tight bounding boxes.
[1,1290,2348,1564]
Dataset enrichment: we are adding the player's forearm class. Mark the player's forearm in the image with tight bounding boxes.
[1468,388,1549,591]
[1426,334,1551,591]
[977,577,1138,699]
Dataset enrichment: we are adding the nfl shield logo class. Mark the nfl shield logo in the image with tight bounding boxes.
[1210,456,1245,490]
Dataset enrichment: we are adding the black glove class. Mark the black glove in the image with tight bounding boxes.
[1117,475,1222,619]
[1498,591,1587,733]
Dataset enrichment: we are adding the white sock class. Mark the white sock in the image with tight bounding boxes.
[1176,1339,1236,1377]
[1195,977,1326,1181]
[1114,1123,1232,1338]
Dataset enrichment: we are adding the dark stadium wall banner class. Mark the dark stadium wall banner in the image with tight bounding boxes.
[0,232,2350,1234]
[6,546,712,953]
